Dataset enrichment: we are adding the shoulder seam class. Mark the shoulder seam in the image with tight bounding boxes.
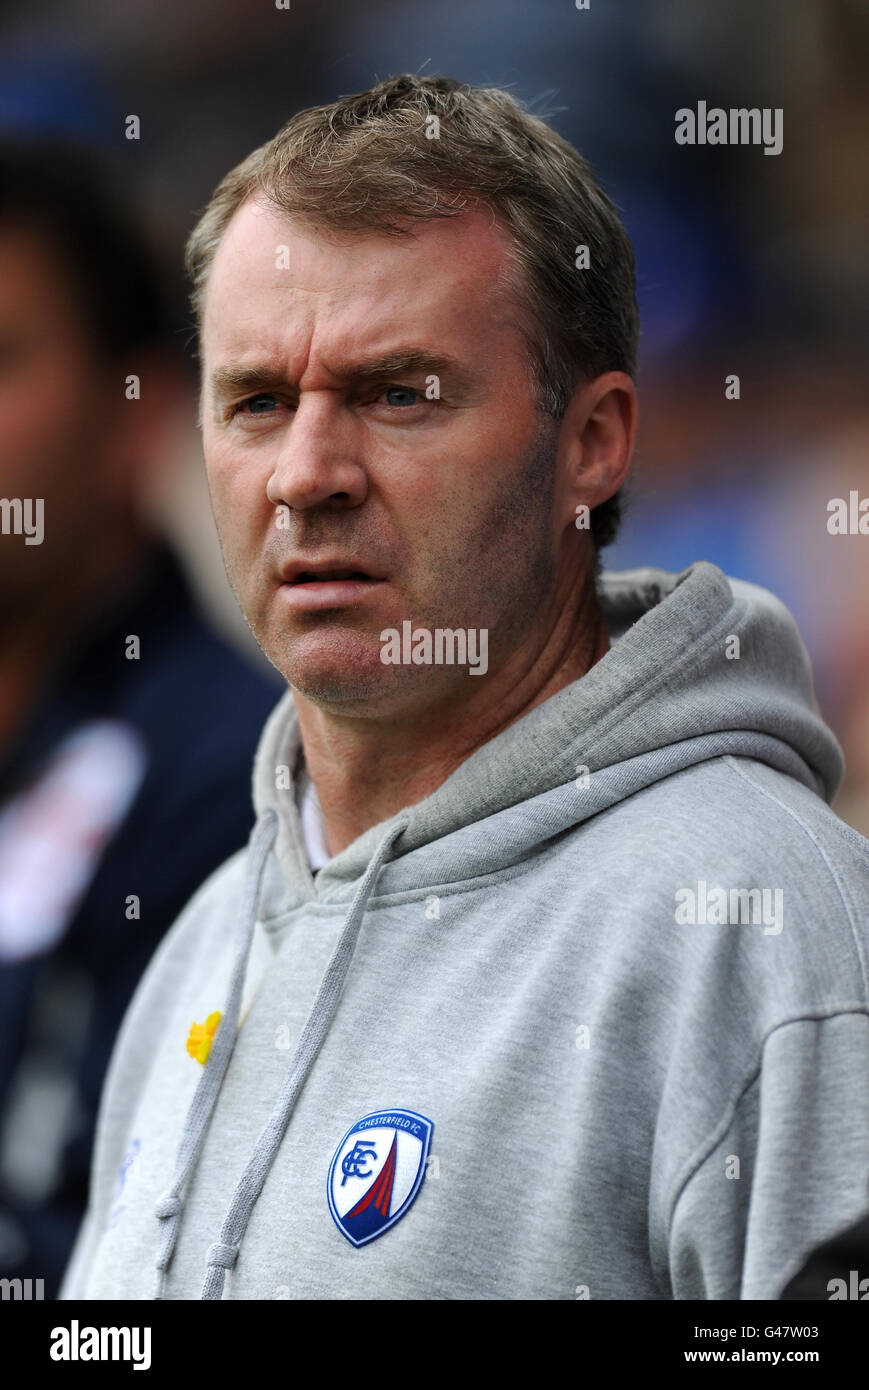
[664,1006,869,1247]
[721,755,869,997]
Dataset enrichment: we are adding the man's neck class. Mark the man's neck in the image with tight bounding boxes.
[294,563,610,857]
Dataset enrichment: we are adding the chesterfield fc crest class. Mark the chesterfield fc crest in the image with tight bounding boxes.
[327,1108,433,1247]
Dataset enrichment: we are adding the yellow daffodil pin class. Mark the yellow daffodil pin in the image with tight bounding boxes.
[186,1010,221,1064]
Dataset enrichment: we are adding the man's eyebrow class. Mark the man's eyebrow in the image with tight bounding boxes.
[209,348,474,401]
[209,363,288,399]
[342,349,472,388]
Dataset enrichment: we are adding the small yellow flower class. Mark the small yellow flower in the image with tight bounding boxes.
[186,1010,221,1064]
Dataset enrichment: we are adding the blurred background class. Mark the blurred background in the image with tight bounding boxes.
[0,0,865,1294]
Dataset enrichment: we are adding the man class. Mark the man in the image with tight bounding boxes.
[62,75,869,1301]
[0,143,281,1296]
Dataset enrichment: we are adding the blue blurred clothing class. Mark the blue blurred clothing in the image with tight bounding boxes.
[0,541,281,1296]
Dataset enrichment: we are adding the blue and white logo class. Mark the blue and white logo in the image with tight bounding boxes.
[328,1108,433,1248]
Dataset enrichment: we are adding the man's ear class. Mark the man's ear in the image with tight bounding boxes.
[555,371,637,533]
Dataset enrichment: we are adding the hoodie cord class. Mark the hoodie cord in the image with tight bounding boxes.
[199,814,408,1300]
[152,808,279,1299]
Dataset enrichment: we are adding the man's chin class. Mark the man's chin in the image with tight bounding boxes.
[266,631,400,709]
[257,619,473,715]
[290,667,391,708]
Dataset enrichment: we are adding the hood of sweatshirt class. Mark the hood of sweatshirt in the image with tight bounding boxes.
[251,559,842,917]
[148,559,845,1299]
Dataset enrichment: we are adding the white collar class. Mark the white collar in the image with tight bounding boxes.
[299,773,330,871]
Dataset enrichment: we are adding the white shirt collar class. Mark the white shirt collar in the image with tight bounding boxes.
[299,772,330,871]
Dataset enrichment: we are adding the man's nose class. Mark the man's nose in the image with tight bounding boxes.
[265,395,367,511]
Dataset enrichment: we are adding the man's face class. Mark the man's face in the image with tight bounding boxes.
[201,198,566,715]
[0,227,131,619]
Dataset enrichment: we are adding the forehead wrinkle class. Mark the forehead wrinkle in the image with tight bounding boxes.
[210,345,475,399]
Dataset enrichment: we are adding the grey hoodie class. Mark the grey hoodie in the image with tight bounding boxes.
[61,561,869,1300]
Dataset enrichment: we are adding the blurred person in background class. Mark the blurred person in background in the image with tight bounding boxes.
[0,142,281,1296]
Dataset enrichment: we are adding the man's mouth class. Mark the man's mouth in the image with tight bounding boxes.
[278,561,386,610]
[291,568,372,584]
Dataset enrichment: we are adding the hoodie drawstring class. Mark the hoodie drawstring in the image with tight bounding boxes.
[152,808,279,1299]
[199,814,407,1300]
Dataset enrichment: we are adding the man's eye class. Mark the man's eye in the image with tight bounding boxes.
[383,386,420,408]
[241,393,278,414]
